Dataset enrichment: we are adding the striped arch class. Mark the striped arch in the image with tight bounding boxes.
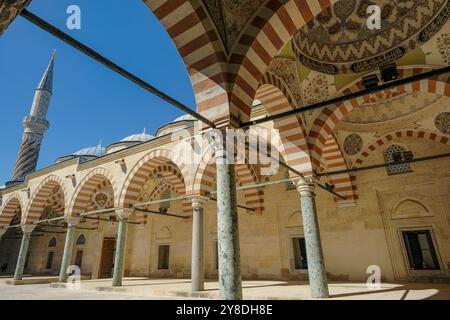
[231,0,333,122]
[354,130,450,167]
[23,175,67,225]
[67,167,117,217]
[321,134,357,204]
[191,148,265,213]
[260,72,298,108]
[145,0,229,122]
[309,78,450,167]
[118,149,190,214]
[0,192,24,228]
[255,81,312,175]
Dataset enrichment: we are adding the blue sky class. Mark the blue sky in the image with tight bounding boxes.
[0,0,196,184]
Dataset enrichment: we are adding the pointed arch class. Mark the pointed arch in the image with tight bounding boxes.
[309,75,450,166]
[67,167,117,218]
[118,149,190,215]
[320,134,357,204]
[191,146,265,213]
[231,0,333,122]
[145,0,229,122]
[354,130,450,167]
[24,175,67,225]
[0,192,24,228]
[255,81,312,175]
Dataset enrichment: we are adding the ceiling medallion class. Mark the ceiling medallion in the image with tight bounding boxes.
[93,191,111,209]
[344,134,363,155]
[293,0,448,74]
[435,112,450,134]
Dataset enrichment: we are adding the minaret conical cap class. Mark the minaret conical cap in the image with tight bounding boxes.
[37,50,56,94]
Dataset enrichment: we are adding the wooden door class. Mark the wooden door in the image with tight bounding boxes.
[99,238,115,279]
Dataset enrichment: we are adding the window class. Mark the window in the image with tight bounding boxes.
[46,251,54,270]
[157,245,170,270]
[285,170,296,191]
[292,238,308,270]
[48,237,57,248]
[402,230,440,270]
[76,235,86,246]
[75,235,85,269]
[383,145,413,175]
[75,250,83,269]
[46,237,57,271]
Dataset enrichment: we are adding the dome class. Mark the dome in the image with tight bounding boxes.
[120,129,155,142]
[73,145,106,157]
[155,114,198,137]
[173,114,197,122]
[293,0,448,74]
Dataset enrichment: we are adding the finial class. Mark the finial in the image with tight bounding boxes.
[98,139,102,147]
[143,127,147,134]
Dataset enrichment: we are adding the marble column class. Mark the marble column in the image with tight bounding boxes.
[297,179,329,299]
[112,209,131,287]
[13,225,35,280]
[59,217,80,283]
[212,129,242,300]
[191,197,207,292]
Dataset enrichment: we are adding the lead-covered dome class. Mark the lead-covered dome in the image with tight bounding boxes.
[120,129,155,142]
[73,145,106,157]
[106,129,155,154]
[55,144,106,163]
[156,114,197,137]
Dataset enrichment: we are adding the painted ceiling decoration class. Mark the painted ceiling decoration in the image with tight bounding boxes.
[435,112,450,134]
[92,189,113,209]
[341,92,442,124]
[202,0,266,53]
[343,133,364,156]
[0,0,30,36]
[302,73,331,105]
[436,32,450,64]
[292,0,450,74]
[266,57,302,105]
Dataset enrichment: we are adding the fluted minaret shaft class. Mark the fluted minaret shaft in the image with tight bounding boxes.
[11,52,55,181]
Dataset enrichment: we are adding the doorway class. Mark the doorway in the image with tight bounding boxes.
[98,238,115,279]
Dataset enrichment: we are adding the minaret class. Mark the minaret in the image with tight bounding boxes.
[11,51,55,182]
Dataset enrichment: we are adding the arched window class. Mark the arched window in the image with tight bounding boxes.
[48,237,57,248]
[76,235,86,246]
[383,145,413,176]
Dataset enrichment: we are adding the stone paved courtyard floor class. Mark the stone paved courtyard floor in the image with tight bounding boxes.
[1,277,449,300]
[0,282,194,300]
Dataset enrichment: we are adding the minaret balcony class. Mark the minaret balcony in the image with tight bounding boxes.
[22,115,49,134]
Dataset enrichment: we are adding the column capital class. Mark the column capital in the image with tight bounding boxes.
[64,216,80,228]
[115,208,133,221]
[206,128,227,157]
[296,178,316,196]
[21,224,36,234]
[191,196,209,210]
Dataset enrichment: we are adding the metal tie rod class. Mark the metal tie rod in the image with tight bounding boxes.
[20,9,216,128]
[241,66,450,128]
[134,208,190,220]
